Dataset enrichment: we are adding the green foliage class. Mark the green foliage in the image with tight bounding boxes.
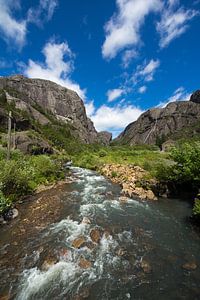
[111,171,118,178]
[0,151,66,214]
[99,149,107,157]
[0,189,11,214]
[156,142,200,187]
[156,134,166,149]
[0,160,33,200]
[193,196,200,216]
[72,144,169,175]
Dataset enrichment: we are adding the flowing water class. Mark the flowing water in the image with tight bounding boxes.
[0,167,200,300]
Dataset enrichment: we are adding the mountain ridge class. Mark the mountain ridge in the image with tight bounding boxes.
[115,90,200,146]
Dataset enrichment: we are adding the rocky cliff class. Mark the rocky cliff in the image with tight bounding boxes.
[0,75,111,145]
[115,90,200,146]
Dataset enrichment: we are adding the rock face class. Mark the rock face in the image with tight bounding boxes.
[116,91,200,145]
[97,131,112,145]
[0,75,111,144]
[190,90,200,104]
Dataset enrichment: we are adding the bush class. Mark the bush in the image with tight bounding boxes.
[0,189,11,214]
[193,197,200,216]
[0,160,33,200]
[99,150,107,157]
[155,142,200,188]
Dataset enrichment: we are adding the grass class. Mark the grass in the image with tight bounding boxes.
[71,144,170,175]
[0,147,68,215]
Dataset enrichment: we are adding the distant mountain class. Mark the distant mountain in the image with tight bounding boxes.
[115,90,200,146]
[0,75,112,152]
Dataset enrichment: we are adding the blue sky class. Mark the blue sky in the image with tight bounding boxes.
[0,0,200,136]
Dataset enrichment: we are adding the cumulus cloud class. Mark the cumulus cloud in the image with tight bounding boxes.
[157,0,199,48]
[102,0,162,59]
[133,59,160,84]
[0,0,26,48]
[157,87,191,108]
[25,40,86,100]
[107,88,124,102]
[89,103,143,136]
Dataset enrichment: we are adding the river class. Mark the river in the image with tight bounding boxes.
[0,167,200,300]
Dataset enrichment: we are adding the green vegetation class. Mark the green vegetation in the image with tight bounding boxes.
[155,141,200,219]
[193,195,200,216]
[72,144,169,174]
[156,142,200,188]
[0,148,66,214]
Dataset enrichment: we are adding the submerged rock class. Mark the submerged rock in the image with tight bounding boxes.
[90,228,101,243]
[41,257,58,271]
[12,208,19,219]
[78,257,92,269]
[182,262,197,271]
[81,217,91,224]
[141,259,152,273]
[72,237,86,249]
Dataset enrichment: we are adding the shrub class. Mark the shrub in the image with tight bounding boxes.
[0,189,11,214]
[193,197,200,216]
[155,142,200,188]
[0,160,33,200]
[99,150,107,157]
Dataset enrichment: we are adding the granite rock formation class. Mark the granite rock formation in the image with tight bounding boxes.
[115,91,200,145]
[0,75,111,145]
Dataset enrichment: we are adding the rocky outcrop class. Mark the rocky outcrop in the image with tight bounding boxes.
[0,75,111,144]
[1,131,53,154]
[190,90,200,104]
[97,131,112,145]
[116,91,200,145]
[100,164,158,201]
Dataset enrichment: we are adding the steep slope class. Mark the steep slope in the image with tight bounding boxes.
[115,91,200,145]
[0,75,110,144]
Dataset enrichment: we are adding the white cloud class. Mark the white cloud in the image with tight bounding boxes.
[138,86,147,94]
[107,88,124,102]
[122,49,138,68]
[157,1,199,48]
[133,59,160,84]
[0,0,58,48]
[0,0,26,48]
[27,0,58,26]
[157,87,191,108]
[90,103,143,136]
[25,41,86,100]
[85,101,95,117]
[102,0,162,59]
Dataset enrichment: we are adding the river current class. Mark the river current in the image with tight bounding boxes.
[0,167,200,299]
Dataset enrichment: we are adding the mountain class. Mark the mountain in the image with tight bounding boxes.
[115,90,200,146]
[0,75,112,152]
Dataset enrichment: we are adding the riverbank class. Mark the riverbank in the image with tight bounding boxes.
[0,149,69,220]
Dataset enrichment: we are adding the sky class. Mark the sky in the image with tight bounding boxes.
[0,0,200,136]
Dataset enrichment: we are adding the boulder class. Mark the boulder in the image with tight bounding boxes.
[90,228,101,243]
[72,237,86,249]
[78,258,92,269]
[1,131,53,155]
[182,262,197,271]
